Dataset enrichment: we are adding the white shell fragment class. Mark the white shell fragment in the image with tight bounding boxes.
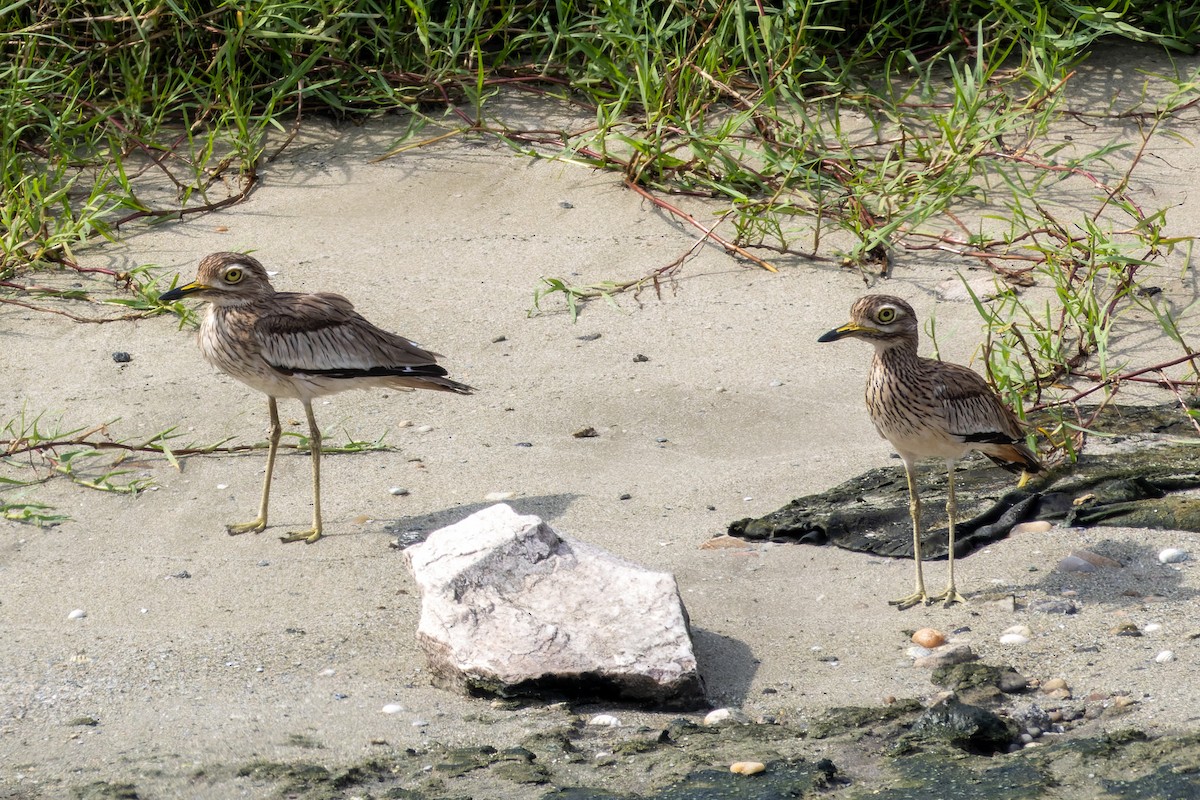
[1155,650,1176,664]
[1159,548,1189,564]
[589,714,622,727]
[730,761,766,775]
[484,491,516,501]
[703,708,733,726]
[67,609,87,620]
[381,703,405,714]
[389,487,410,496]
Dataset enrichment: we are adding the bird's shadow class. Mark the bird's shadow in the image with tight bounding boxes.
[381,493,581,547]
[1010,537,1200,606]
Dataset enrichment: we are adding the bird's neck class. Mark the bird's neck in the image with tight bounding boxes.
[871,336,921,373]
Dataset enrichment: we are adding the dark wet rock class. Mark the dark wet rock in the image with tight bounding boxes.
[728,419,1200,557]
[905,696,1016,755]
[931,662,1028,701]
[405,504,703,707]
[807,699,923,740]
[111,351,132,363]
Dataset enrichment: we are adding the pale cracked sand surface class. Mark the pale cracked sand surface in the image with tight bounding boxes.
[4,46,1200,797]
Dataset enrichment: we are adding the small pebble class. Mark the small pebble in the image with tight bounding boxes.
[654,437,668,443]
[633,354,650,363]
[257,560,270,567]
[515,442,533,448]
[1159,547,1189,564]
[67,609,87,620]
[913,644,977,669]
[411,719,429,728]
[999,633,1030,646]
[216,483,228,490]
[381,703,405,714]
[730,761,766,775]
[618,493,632,500]
[1029,598,1078,615]
[484,491,516,501]
[389,487,410,496]
[559,201,574,209]
[1111,621,1142,637]
[911,628,946,648]
[1155,650,1176,663]
[769,380,784,387]
[491,334,508,343]
[1144,623,1163,633]
[1004,624,1033,637]
[572,427,599,438]
[589,714,621,727]
[169,570,191,579]
[416,425,433,433]
[703,708,733,726]
[111,351,132,363]
[320,668,336,676]
[1010,520,1052,535]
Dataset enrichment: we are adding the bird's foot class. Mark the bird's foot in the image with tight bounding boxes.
[279,527,322,544]
[227,517,267,536]
[930,586,967,608]
[889,590,931,610]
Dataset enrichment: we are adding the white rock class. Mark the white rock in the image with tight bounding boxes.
[484,491,516,502]
[404,504,703,706]
[1155,650,1176,663]
[416,424,434,433]
[589,714,622,727]
[389,487,410,496]
[381,703,405,714]
[1144,623,1163,633]
[1159,548,1189,564]
[704,708,733,726]
[1003,625,1034,637]
[999,633,1030,646]
[67,609,87,620]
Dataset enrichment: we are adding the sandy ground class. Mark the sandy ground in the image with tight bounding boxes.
[4,46,1200,797]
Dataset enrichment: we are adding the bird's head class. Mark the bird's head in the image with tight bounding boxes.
[159,252,274,307]
[817,295,918,350]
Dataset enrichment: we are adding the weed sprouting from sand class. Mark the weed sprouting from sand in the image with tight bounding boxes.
[3,1,1200,477]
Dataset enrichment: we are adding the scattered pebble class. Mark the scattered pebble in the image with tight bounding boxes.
[484,491,516,501]
[589,714,621,727]
[416,424,434,433]
[319,668,336,676]
[1010,520,1052,535]
[912,644,976,669]
[633,354,650,363]
[769,380,784,387]
[1057,550,1121,573]
[730,761,766,775]
[411,719,429,728]
[381,703,405,714]
[1029,598,1077,615]
[1159,547,1189,564]
[559,201,574,209]
[111,351,132,363]
[491,334,508,343]
[389,487,410,496]
[216,483,228,490]
[257,560,270,567]
[618,493,632,500]
[654,437,669,443]
[572,427,599,438]
[576,333,602,342]
[999,633,1030,646]
[1111,621,1142,637]
[703,708,733,726]
[1155,650,1176,664]
[1144,623,1163,633]
[911,628,946,648]
[1004,624,1034,638]
[168,570,191,580]
[67,609,87,620]
[515,442,533,448]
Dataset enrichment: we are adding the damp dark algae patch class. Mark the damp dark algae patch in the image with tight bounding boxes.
[164,716,1200,799]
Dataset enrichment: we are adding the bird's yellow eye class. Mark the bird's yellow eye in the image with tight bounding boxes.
[224,267,243,284]
[876,306,897,324]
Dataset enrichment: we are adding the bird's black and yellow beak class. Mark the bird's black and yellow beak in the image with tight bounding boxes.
[159,281,209,303]
[817,321,874,343]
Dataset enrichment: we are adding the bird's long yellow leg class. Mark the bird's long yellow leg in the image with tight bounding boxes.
[931,462,967,607]
[227,397,281,535]
[891,459,930,609]
[280,400,323,544]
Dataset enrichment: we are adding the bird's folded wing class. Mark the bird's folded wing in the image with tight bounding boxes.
[933,363,1024,444]
[254,292,444,375]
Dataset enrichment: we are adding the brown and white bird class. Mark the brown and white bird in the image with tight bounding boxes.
[160,252,473,544]
[818,295,1040,608]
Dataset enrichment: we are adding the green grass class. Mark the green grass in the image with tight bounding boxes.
[3,0,1200,493]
